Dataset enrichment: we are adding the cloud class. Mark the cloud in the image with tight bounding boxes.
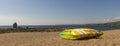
[110,16,120,21]
[0,15,54,25]
[81,16,120,24]
[0,15,24,25]
[0,15,120,25]
[113,16,120,20]
[102,16,120,23]
[0,16,23,20]
[0,15,43,25]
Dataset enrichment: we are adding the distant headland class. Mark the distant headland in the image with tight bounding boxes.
[86,21,120,26]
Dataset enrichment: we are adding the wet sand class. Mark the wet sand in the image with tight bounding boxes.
[0,29,120,46]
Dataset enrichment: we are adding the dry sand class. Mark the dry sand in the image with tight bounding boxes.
[0,29,120,46]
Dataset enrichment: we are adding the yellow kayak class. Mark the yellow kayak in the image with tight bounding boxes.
[60,28,103,40]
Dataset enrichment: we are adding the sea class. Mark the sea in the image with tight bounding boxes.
[0,25,120,31]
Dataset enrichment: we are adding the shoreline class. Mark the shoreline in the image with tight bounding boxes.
[0,27,119,33]
[0,28,65,33]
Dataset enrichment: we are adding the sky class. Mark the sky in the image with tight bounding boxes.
[0,0,120,25]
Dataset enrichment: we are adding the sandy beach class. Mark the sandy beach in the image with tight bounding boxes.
[0,29,120,46]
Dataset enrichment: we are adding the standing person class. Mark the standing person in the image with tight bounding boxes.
[13,22,17,28]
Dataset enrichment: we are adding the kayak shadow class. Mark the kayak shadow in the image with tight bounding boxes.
[76,37,102,40]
